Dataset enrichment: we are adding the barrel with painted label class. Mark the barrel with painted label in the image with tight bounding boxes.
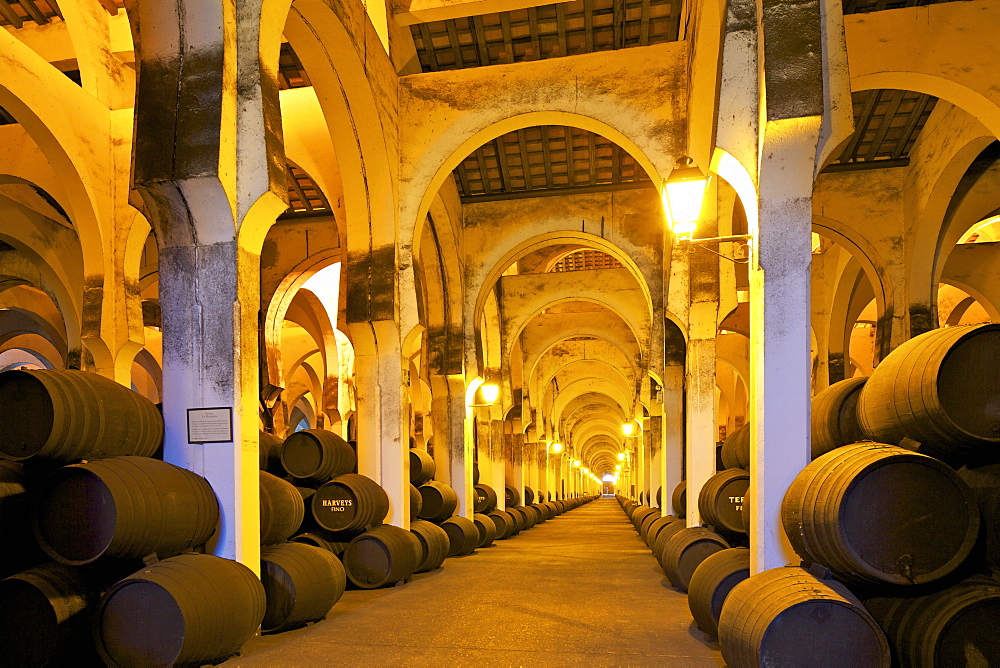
[698,468,750,536]
[474,483,498,513]
[311,473,389,533]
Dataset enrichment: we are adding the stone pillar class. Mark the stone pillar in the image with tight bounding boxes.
[649,414,664,510]
[430,373,471,514]
[351,322,409,528]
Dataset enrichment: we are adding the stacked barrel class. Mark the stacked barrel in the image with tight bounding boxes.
[0,369,266,667]
[717,323,1000,667]
[410,448,595,567]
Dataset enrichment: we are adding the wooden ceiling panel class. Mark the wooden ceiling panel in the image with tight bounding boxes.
[412,0,682,73]
[843,0,961,13]
[827,89,937,172]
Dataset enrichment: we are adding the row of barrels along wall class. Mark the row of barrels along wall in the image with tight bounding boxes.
[619,323,1000,666]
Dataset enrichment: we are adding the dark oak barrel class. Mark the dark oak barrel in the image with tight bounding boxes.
[659,527,730,593]
[507,506,530,532]
[441,516,480,555]
[0,562,99,666]
[409,448,435,486]
[0,369,163,463]
[632,506,657,531]
[34,456,218,565]
[529,504,547,523]
[281,429,356,484]
[698,468,750,535]
[857,323,1000,460]
[260,542,346,633]
[688,547,750,637]
[410,483,422,521]
[718,566,890,668]
[343,525,421,589]
[259,431,284,474]
[0,461,37,577]
[781,443,980,586]
[474,484,498,513]
[291,530,353,558]
[260,471,305,545]
[721,424,751,470]
[672,481,687,518]
[93,554,266,667]
[864,575,1000,668]
[644,515,677,548]
[521,504,541,527]
[638,510,660,540]
[417,480,458,522]
[958,462,1000,572]
[811,377,866,459]
[652,519,688,562]
[487,509,516,539]
[505,485,521,507]
[409,519,450,573]
[311,473,390,533]
[524,486,536,505]
[472,513,497,548]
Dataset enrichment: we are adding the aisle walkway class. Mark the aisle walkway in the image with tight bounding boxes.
[227,498,724,666]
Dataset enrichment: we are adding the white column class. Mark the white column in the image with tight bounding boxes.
[686,304,718,526]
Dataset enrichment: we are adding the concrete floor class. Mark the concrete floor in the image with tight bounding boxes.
[226,498,724,667]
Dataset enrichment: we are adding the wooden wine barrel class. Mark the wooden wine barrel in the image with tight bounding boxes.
[688,547,750,637]
[718,566,890,668]
[343,525,421,589]
[0,461,36,577]
[632,506,657,531]
[400,484,417,522]
[958,463,1000,572]
[857,323,1000,459]
[474,484,498,513]
[0,369,163,464]
[472,513,497,548]
[528,504,546,523]
[644,515,677,548]
[260,471,305,545]
[812,377,866,459]
[721,424,751,470]
[473,462,479,485]
[409,448,435,486]
[291,530,353,558]
[259,431,284,474]
[409,519,450,573]
[487,509,515,540]
[655,486,662,507]
[260,542,346,633]
[521,505,541,528]
[672,481,687,518]
[698,469,750,535]
[523,486,535,505]
[781,443,980,585]
[505,485,521,507]
[281,429,356,484]
[638,510,660,541]
[417,480,458,522]
[441,516,479,556]
[34,456,218,565]
[311,473,390,533]
[652,519,689,564]
[864,575,1000,668]
[93,554,266,667]
[507,506,529,533]
[659,527,730,592]
[0,562,99,666]
[740,486,751,533]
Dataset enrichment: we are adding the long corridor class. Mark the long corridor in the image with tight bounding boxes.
[227,499,724,666]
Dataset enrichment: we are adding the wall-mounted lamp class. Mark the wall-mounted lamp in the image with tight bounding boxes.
[617,452,626,461]
[572,460,581,467]
[550,442,564,454]
[615,464,622,471]
[468,382,499,407]
[662,157,751,259]
[622,422,635,436]
[582,468,589,474]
